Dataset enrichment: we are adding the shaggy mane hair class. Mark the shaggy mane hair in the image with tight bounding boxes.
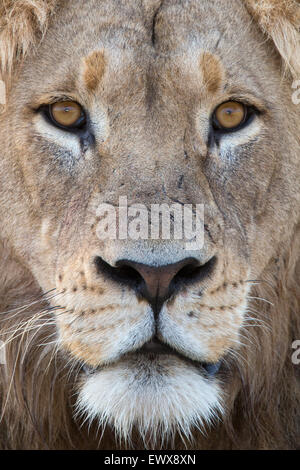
[0,0,300,449]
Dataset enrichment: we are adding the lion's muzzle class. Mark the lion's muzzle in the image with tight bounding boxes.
[94,254,217,316]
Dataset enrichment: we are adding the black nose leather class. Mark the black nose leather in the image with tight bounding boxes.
[95,256,216,316]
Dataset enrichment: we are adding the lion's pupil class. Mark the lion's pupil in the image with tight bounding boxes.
[51,101,82,127]
[215,101,245,129]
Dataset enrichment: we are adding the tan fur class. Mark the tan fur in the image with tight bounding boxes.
[0,0,300,449]
[83,50,107,92]
[0,1,299,85]
[0,0,58,83]
[199,52,224,94]
[245,0,300,77]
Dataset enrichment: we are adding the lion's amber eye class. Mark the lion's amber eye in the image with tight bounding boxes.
[213,101,246,130]
[50,101,85,128]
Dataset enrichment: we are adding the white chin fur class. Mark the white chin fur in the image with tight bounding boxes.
[76,355,223,447]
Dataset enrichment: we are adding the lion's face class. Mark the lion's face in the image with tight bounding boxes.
[2,0,300,444]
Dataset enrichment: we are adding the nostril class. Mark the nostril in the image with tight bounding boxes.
[94,256,144,289]
[172,255,217,288]
[94,255,217,316]
[113,264,143,285]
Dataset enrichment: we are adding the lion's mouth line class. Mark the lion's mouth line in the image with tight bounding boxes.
[136,337,222,376]
[83,337,222,377]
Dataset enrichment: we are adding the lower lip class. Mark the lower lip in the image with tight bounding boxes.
[136,341,222,377]
[137,351,222,376]
[83,352,222,378]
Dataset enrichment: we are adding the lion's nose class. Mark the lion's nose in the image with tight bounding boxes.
[94,256,216,316]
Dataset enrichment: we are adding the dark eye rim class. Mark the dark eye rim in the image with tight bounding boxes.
[211,101,257,133]
[40,101,87,133]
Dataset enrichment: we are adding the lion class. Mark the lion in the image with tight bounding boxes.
[0,0,299,450]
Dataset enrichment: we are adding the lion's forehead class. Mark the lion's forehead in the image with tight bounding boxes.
[22,0,277,98]
[52,0,255,50]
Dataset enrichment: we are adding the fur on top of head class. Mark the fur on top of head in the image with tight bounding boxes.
[0,0,58,81]
[245,0,300,78]
[0,0,299,85]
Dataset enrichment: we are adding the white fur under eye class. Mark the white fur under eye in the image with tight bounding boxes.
[218,118,262,162]
[33,115,82,157]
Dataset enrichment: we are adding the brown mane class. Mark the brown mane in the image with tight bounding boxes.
[0,0,300,449]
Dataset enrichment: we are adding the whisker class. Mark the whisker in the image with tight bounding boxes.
[247,295,274,306]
